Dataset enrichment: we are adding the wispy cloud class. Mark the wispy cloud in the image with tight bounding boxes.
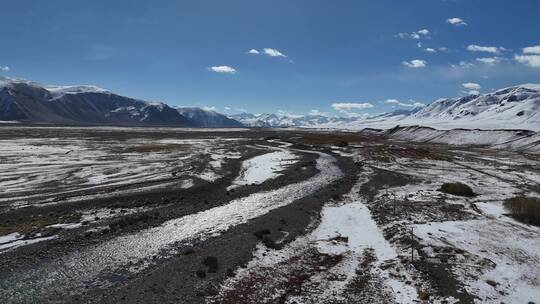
[263,48,286,57]
[208,65,236,73]
[398,29,429,40]
[514,55,540,68]
[514,45,540,67]
[203,106,217,111]
[402,59,427,68]
[248,49,259,54]
[451,61,475,69]
[475,57,502,65]
[523,45,540,54]
[332,102,374,111]
[384,99,425,108]
[0,66,9,72]
[467,45,505,54]
[425,48,437,53]
[446,17,467,26]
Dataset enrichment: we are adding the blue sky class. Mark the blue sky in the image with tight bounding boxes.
[1,0,539,116]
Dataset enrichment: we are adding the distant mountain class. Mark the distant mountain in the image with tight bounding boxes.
[175,107,243,128]
[0,77,243,127]
[316,84,540,132]
[229,112,357,128]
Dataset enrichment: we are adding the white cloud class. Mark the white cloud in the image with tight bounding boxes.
[402,59,427,68]
[467,45,504,54]
[475,57,502,65]
[208,65,236,73]
[467,90,480,95]
[224,106,231,111]
[425,48,436,53]
[203,106,217,111]
[451,61,475,69]
[514,54,540,67]
[523,45,540,54]
[438,47,449,52]
[447,17,467,26]
[263,48,286,57]
[0,66,9,72]
[332,102,374,111]
[399,30,427,40]
[397,33,409,39]
[248,49,259,54]
[462,82,481,90]
[417,42,423,48]
[384,99,425,108]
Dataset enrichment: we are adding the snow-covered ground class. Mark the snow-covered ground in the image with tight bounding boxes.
[228,146,299,190]
[212,172,420,303]
[0,145,343,301]
[212,139,539,303]
[363,146,540,302]
[414,219,540,303]
[0,137,245,209]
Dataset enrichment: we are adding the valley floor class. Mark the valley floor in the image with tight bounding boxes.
[0,126,538,303]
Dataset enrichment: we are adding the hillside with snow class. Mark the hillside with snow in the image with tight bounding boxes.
[317,84,540,132]
[0,77,243,127]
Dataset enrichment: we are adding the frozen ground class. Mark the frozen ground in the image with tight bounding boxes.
[0,135,246,209]
[228,145,299,190]
[0,127,538,304]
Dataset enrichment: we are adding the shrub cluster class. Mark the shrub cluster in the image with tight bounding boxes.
[438,182,475,197]
[503,196,540,226]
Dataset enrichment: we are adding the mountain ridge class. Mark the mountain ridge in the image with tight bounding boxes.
[0,77,243,128]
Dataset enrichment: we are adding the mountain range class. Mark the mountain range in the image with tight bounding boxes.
[1,77,539,132]
[0,77,241,128]
[227,113,357,128]
[316,84,540,132]
[231,84,539,131]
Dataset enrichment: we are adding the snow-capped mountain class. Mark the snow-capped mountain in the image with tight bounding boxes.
[229,112,357,127]
[0,77,243,127]
[318,84,540,131]
[175,107,243,128]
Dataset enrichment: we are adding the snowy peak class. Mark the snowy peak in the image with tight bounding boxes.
[229,112,354,128]
[45,85,110,98]
[0,77,110,98]
[317,84,540,131]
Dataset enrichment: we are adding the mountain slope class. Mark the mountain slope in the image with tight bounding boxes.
[318,84,540,132]
[0,77,196,126]
[0,78,243,127]
[175,107,243,128]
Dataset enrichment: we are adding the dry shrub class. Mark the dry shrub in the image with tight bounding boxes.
[503,196,540,226]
